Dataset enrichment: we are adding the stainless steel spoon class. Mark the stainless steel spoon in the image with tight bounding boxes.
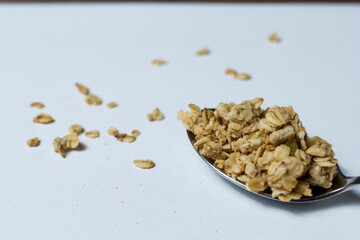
[187,112,360,203]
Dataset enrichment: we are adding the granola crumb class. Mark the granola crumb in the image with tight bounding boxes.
[33,113,54,124]
[85,94,102,106]
[234,73,251,80]
[225,68,237,76]
[107,102,118,108]
[131,129,141,137]
[152,59,167,66]
[53,134,80,158]
[123,135,136,143]
[85,130,100,138]
[30,102,45,109]
[268,33,280,43]
[108,127,119,136]
[27,137,40,147]
[196,47,210,56]
[75,83,89,95]
[68,124,84,135]
[133,159,155,169]
[147,108,164,121]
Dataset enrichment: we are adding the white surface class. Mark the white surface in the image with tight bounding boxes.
[0,3,360,240]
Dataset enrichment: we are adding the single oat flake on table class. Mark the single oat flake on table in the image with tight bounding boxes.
[133,160,155,169]
[68,124,84,135]
[85,130,100,138]
[30,102,45,109]
[268,33,280,43]
[177,98,338,202]
[196,47,210,56]
[27,137,40,147]
[75,83,89,95]
[33,113,54,124]
[152,59,167,66]
[147,108,164,121]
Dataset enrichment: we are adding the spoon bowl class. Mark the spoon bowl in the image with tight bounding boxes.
[187,120,360,203]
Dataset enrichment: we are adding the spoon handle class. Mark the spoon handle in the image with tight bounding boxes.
[347,176,360,190]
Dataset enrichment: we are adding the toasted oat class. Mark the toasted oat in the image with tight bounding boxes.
[107,102,118,108]
[178,98,338,202]
[53,134,80,158]
[68,124,84,135]
[152,59,167,66]
[85,130,100,138]
[225,68,237,76]
[115,133,127,142]
[85,94,102,105]
[108,127,119,136]
[133,160,155,169]
[196,47,210,56]
[75,83,89,95]
[33,113,54,124]
[123,135,136,143]
[30,102,45,109]
[234,73,251,80]
[131,129,141,137]
[268,33,280,43]
[147,108,164,121]
[27,137,40,147]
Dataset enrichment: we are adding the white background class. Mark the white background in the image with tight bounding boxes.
[0,3,359,240]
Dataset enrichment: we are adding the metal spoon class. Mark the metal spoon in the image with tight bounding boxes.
[187,115,360,203]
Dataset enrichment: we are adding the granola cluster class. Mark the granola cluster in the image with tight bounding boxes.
[53,134,80,158]
[177,98,338,202]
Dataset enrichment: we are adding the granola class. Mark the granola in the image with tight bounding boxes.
[152,59,167,66]
[178,98,338,202]
[85,130,100,138]
[75,83,89,95]
[268,33,280,43]
[107,102,118,108]
[53,134,80,158]
[133,160,155,169]
[68,124,84,135]
[147,108,164,121]
[85,94,102,105]
[196,47,210,56]
[33,113,54,124]
[108,127,119,136]
[225,69,251,80]
[27,137,40,147]
[31,102,45,109]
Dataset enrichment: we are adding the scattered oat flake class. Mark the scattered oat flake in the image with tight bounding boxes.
[31,102,45,109]
[268,33,280,43]
[147,108,164,121]
[152,59,167,66]
[85,94,102,105]
[85,130,100,138]
[68,124,84,135]
[196,47,210,56]
[108,127,119,136]
[107,102,118,108]
[75,83,89,95]
[235,73,251,80]
[131,129,140,137]
[27,137,40,147]
[33,113,54,124]
[133,160,155,169]
[123,135,136,143]
[225,68,237,76]
[53,134,80,158]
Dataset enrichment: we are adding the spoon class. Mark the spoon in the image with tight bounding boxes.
[186,111,360,203]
